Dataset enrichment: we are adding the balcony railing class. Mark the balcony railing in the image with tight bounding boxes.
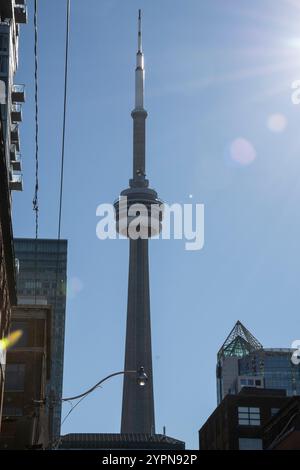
[0,2,13,20]
[11,103,22,122]
[9,173,23,191]
[12,84,25,103]
[10,143,17,160]
[11,123,20,151]
[0,1,27,23]
[0,20,11,27]
[14,1,27,24]
[10,150,21,172]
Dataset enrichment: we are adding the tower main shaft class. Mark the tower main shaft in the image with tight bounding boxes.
[121,238,155,433]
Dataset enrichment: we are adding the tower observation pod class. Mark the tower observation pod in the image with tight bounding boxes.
[114,10,163,240]
[114,11,163,434]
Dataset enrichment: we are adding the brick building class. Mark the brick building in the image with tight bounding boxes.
[199,388,289,450]
[0,109,16,428]
[264,396,300,450]
[0,0,27,427]
[0,305,52,449]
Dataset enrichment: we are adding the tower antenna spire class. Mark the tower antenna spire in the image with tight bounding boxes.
[135,9,145,110]
[138,9,142,52]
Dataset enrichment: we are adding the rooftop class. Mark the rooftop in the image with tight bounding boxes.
[60,433,185,450]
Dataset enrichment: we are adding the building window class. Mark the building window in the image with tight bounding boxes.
[271,408,280,417]
[238,406,261,426]
[3,406,23,417]
[5,364,25,391]
[25,280,41,289]
[0,55,8,74]
[239,438,263,450]
[0,35,9,52]
[240,378,262,388]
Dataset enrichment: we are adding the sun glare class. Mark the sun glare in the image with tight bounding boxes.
[0,330,23,352]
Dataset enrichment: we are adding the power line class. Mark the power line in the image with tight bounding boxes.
[53,0,71,331]
[33,0,39,303]
[51,0,71,438]
[61,393,95,427]
[57,0,70,242]
[33,0,39,230]
[53,0,70,296]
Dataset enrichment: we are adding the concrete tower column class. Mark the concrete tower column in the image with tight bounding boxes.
[121,238,155,433]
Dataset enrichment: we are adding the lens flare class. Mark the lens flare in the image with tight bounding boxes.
[267,113,287,133]
[229,138,257,166]
[0,330,23,351]
[67,277,83,300]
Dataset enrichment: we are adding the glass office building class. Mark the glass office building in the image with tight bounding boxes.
[217,321,300,403]
[239,349,300,396]
[14,238,68,440]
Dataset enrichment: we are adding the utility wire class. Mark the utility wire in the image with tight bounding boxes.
[57,0,70,243]
[33,0,39,304]
[53,0,70,297]
[61,392,98,427]
[33,0,39,227]
[51,0,71,438]
[53,0,71,341]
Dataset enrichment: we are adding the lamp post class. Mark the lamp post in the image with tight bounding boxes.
[48,367,148,449]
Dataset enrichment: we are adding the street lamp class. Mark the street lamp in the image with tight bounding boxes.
[47,367,149,449]
[136,366,148,387]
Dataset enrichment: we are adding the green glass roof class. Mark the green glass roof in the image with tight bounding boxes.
[218,321,263,360]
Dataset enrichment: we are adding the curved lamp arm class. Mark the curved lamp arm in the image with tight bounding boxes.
[61,367,147,402]
[47,367,148,449]
[61,370,135,402]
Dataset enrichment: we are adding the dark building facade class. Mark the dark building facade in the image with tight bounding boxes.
[59,433,185,450]
[217,321,300,403]
[199,388,288,450]
[0,114,16,430]
[0,0,27,428]
[0,0,27,192]
[264,396,300,450]
[14,238,68,440]
[0,305,51,449]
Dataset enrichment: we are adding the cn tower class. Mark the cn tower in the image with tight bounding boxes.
[114,10,163,434]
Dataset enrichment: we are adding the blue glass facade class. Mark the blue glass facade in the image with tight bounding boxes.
[217,322,300,403]
[14,238,68,440]
[239,350,300,396]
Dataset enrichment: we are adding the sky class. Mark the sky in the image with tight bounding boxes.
[12,0,300,449]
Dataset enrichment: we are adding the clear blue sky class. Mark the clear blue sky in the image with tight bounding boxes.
[12,0,300,449]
